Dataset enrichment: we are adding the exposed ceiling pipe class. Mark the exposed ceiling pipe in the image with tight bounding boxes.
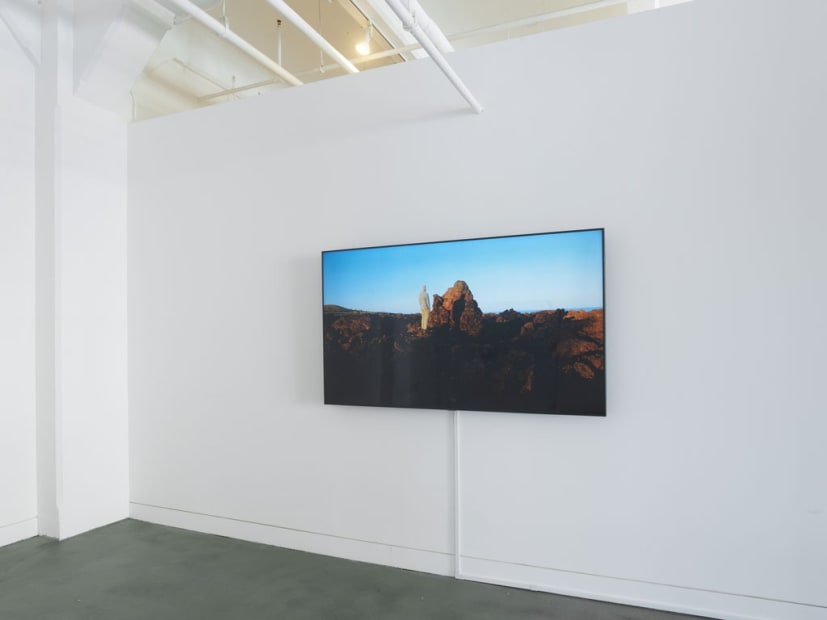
[199,77,278,101]
[384,0,482,114]
[265,0,359,74]
[197,0,634,103]
[391,0,452,53]
[350,0,423,59]
[161,0,302,86]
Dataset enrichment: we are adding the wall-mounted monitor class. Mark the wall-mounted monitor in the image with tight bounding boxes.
[322,228,605,415]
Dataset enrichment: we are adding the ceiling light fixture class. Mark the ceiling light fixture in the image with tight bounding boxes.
[355,21,373,56]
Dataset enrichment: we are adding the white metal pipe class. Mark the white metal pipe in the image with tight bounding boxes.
[199,78,276,101]
[163,0,302,86]
[396,0,452,53]
[357,0,630,63]
[341,0,628,64]
[351,0,423,58]
[198,0,635,104]
[265,0,359,74]
[200,44,411,99]
[385,0,482,114]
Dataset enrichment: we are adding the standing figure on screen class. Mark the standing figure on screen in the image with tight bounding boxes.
[419,285,431,331]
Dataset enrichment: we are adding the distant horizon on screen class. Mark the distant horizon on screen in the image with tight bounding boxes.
[322,229,604,314]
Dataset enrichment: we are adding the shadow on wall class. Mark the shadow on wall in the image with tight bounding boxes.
[287,255,324,404]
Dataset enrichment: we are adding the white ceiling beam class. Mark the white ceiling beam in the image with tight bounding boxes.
[74,0,176,116]
[265,0,358,74]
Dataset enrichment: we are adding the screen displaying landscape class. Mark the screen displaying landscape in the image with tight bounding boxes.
[322,229,605,415]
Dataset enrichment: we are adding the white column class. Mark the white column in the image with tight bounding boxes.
[36,0,130,540]
[35,0,70,539]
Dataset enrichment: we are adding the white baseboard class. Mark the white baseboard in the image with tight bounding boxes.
[458,556,825,620]
[0,517,38,548]
[129,502,453,577]
[127,504,825,620]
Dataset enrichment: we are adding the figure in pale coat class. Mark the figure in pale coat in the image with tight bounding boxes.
[419,285,430,331]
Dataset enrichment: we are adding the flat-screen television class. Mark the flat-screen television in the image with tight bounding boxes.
[322,228,605,416]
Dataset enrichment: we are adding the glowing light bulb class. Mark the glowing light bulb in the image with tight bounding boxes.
[356,23,372,56]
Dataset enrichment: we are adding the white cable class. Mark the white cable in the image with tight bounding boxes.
[454,409,463,578]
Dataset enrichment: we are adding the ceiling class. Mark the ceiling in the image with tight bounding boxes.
[130,0,689,121]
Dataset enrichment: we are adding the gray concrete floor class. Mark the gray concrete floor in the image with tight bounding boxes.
[0,519,716,620]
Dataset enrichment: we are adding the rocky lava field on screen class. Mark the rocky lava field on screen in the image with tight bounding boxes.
[323,281,605,415]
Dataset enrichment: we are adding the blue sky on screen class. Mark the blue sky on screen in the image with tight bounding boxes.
[322,229,604,314]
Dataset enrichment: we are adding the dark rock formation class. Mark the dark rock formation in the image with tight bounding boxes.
[327,314,374,351]
[557,309,604,379]
[429,280,483,336]
[322,286,605,416]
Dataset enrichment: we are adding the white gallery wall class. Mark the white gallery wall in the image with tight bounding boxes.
[127,1,827,619]
[0,14,38,548]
